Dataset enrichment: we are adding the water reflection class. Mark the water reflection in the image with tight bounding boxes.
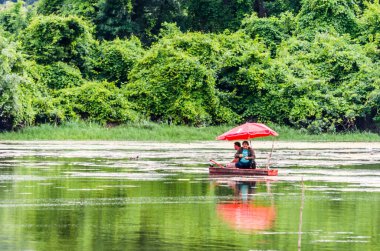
[1,141,380,250]
[214,180,276,232]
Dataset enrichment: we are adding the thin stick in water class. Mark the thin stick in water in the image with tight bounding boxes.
[298,177,305,251]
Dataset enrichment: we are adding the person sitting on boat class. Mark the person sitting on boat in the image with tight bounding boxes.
[234,141,256,169]
[232,141,241,163]
[225,142,241,168]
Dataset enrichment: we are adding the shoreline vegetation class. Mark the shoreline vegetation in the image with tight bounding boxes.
[0,121,379,142]
[1,1,380,136]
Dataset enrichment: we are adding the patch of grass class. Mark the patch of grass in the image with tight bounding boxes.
[0,121,231,142]
[0,121,379,142]
[270,124,380,142]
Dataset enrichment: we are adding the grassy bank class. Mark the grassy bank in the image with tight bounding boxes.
[0,121,379,142]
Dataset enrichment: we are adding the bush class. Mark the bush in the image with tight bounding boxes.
[263,32,379,133]
[20,15,97,75]
[0,1,32,36]
[95,37,144,86]
[39,62,84,90]
[296,0,359,38]
[149,25,272,124]
[54,81,138,124]
[241,12,296,56]
[126,44,236,126]
[0,35,37,130]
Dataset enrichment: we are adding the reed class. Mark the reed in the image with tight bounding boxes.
[0,121,379,142]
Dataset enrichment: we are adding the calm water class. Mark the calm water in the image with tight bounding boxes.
[0,141,379,251]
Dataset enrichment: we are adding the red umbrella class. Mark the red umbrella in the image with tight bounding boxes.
[217,123,278,141]
[217,202,276,231]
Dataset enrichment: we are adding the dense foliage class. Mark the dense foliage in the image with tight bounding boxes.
[20,14,97,75]
[0,0,379,133]
[55,81,138,124]
[94,37,145,86]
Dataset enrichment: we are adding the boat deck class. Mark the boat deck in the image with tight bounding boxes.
[209,167,278,176]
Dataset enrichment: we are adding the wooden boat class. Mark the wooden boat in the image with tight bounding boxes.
[209,166,278,176]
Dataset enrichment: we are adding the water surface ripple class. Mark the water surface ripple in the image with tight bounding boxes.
[0,141,379,251]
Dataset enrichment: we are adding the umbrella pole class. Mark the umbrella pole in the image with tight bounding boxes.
[265,140,275,169]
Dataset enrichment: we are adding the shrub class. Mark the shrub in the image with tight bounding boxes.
[0,0,31,36]
[95,37,144,86]
[39,62,84,90]
[55,81,138,124]
[296,0,360,38]
[0,35,37,130]
[20,15,97,75]
[126,45,235,126]
[240,12,296,56]
[264,32,379,133]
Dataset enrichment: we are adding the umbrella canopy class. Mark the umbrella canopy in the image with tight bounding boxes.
[216,123,278,141]
[217,203,276,231]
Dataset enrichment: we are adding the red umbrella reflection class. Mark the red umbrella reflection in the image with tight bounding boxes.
[215,180,276,232]
[217,203,276,231]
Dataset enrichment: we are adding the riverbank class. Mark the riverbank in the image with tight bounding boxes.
[0,121,379,142]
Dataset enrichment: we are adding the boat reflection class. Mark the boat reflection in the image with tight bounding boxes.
[214,179,276,232]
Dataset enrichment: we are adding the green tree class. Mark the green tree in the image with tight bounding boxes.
[128,24,277,125]
[96,0,185,43]
[357,1,380,61]
[126,49,218,125]
[95,37,144,86]
[36,0,64,15]
[185,0,254,33]
[212,31,272,122]
[38,62,85,90]
[94,0,133,40]
[60,0,99,20]
[358,0,380,39]
[55,81,138,124]
[125,33,236,126]
[0,35,39,130]
[265,32,379,133]
[131,0,184,43]
[0,0,32,36]
[296,0,360,38]
[20,15,97,75]
[263,0,302,16]
[37,0,99,20]
[241,12,296,56]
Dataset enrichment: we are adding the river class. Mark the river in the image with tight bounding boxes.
[0,141,379,250]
